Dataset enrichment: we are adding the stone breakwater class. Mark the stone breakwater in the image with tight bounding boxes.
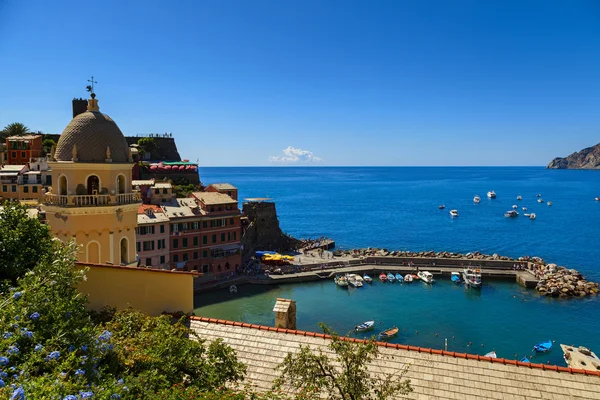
[335,248,540,262]
[533,264,599,298]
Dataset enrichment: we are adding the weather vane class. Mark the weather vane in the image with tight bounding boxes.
[86,76,97,98]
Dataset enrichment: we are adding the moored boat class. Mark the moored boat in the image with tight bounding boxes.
[538,198,544,203]
[404,274,413,283]
[334,275,349,288]
[363,274,373,283]
[595,197,600,201]
[387,272,396,282]
[534,340,553,353]
[439,204,445,209]
[484,351,497,358]
[487,190,497,199]
[451,272,461,284]
[379,272,387,282]
[346,274,363,288]
[522,206,527,211]
[462,268,482,288]
[378,326,399,340]
[395,273,404,283]
[355,320,375,332]
[417,271,434,284]
[473,195,480,203]
[449,209,459,217]
[517,195,522,200]
[520,356,530,363]
[529,213,536,220]
[547,201,552,206]
[504,210,519,218]
[512,204,517,209]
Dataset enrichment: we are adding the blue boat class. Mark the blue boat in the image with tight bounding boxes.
[363,274,373,283]
[533,340,553,353]
[387,273,395,282]
[520,356,530,363]
[451,272,461,284]
[395,273,404,282]
[355,320,375,332]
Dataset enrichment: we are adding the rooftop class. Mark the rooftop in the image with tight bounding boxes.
[190,317,600,399]
[191,192,237,206]
[132,179,155,186]
[161,198,201,219]
[7,134,42,140]
[153,182,172,189]
[208,183,238,190]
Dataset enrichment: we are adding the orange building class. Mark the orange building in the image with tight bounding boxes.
[205,183,238,201]
[6,135,43,165]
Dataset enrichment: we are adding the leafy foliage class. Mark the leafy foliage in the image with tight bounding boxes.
[0,201,54,283]
[1,122,30,141]
[42,138,56,156]
[137,137,159,159]
[273,323,412,400]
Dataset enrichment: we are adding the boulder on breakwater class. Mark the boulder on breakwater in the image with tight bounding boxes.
[335,248,534,263]
[533,264,599,298]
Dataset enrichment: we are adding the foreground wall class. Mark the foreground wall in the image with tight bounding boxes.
[77,263,196,316]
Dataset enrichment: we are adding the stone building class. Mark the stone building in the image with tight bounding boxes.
[42,94,140,265]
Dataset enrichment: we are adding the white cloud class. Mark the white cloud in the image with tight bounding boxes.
[269,146,323,163]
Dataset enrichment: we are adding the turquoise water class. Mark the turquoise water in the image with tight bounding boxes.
[195,167,600,365]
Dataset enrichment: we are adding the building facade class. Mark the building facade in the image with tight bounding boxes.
[6,134,43,165]
[136,204,170,269]
[42,94,140,265]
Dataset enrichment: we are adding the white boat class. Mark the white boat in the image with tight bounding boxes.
[355,320,375,332]
[537,193,542,197]
[537,199,544,203]
[595,197,600,201]
[522,206,527,211]
[462,268,482,288]
[450,209,459,217]
[473,195,480,203]
[504,210,519,218]
[512,204,517,209]
[547,201,552,206]
[362,274,373,283]
[334,275,349,287]
[417,271,434,284]
[517,196,522,201]
[487,191,496,199]
[484,351,497,358]
[404,274,413,283]
[346,274,363,288]
[529,213,536,220]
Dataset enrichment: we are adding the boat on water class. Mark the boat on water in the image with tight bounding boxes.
[395,273,404,283]
[517,195,522,200]
[449,209,459,217]
[462,268,482,288]
[522,206,527,211]
[379,272,387,282]
[438,204,445,209]
[534,340,553,353]
[451,272,461,284]
[355,320,375,332]
[529,213,536,220]
[485,351,497,358]
[387,272,396,282]
[537,193,542,197]
[504,210,519,218]
[547,201,552,206]
[520,356,530,363]
[378,326,399,340]
[512,204,517,209]
[417,271,434,284]
[473,195,480,203]
[595,197,600,201]
[537,199,544,203]
[334,275,349,288]
[346,274,363,288]
[487,191,497,199]
[404,274,413,283]
[363,274,373,283]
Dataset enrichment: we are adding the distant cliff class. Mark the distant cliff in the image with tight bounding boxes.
[547,142,600,169]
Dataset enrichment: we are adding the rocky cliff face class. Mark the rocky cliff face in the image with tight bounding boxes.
[547,142,600,169]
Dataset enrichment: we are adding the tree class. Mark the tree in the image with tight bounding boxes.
[273,324,412,400]
[42,138,56,156]
[137,137,159,159]
[1,122,30,141]
[0,201,54,283]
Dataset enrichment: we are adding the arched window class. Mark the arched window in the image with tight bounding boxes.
[86,241,100,264]
[87,175,100,195]
[117,174,126,194]
[225,262,230,270]
[120,237,128,265]
[59,175,68,196]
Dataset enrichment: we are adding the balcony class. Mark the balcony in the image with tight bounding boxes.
[44,192,140,207]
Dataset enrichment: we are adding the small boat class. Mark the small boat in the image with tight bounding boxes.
[355,320,375,332]
[522,206,527,211]
[363,274,373,283]
[512,204,517,209]
[537,199,544,203]
[504,210,519,218]
[534,340,553,353]
[346,274,363,288]
[404,274,413,283]
[484,351,497,358]
[595,197,600,201]
[449,209,459,217]
[387,273,396,282]
[334,275,349,288]
[517,196,522,200]
[379,273,387,282]
[451,272,461,284]
[487,191,496,199]
[417,271,434,284]
[473,195,481,203]
[529,213,536,220]
[378,326,399,340]
[439,205,445,209]
[229,285,238,294]
[520,356,530,363]
[462,268,482,288]
[537,193,541,197]
[395,273,404,283]
[547,201,552,206]
[354,274,364,283]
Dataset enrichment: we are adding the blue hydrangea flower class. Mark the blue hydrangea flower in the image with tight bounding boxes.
[116,378,124,385]
[47,351,60,361]
[12,292,22,300]
[0,371,7,378]
[80,391,93,398]
[11,374,18,380]
[81,345,88,352]
[22,331,33,339]
[0,357,9,366]
[34,344,43,352]
[68,345,76,352]
[29,312,40,321]
[110,395,120,399]
[75,369,85,376]
[7,346,19,355]
[63,396,78,400]
[10,386,24,400]
[2,332,13,339]
[98,330,112,342]
[14,316,20,321]
[122,386,129,392]
[9,367,16,372]
[0,379,4,388]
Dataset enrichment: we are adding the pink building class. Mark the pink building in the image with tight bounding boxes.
[136,204,170,269]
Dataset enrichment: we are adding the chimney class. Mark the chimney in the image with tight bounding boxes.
[72,98,88,118]
[273,298,296,330]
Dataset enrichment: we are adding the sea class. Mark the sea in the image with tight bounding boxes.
[194,167,600,365]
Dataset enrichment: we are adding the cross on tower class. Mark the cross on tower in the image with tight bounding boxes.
[86,76,97,94]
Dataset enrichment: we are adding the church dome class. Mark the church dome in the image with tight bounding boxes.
[54,103,130,163]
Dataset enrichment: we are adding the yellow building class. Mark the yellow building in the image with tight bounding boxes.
[42,94,140,265]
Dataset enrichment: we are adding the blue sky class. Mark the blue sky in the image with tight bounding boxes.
[1,0,599,166]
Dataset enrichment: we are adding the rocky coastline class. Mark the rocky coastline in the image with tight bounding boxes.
[334,247,537,262]
[533,264,599,298]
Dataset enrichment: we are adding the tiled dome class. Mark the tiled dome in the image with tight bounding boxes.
[54,110,130,163]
